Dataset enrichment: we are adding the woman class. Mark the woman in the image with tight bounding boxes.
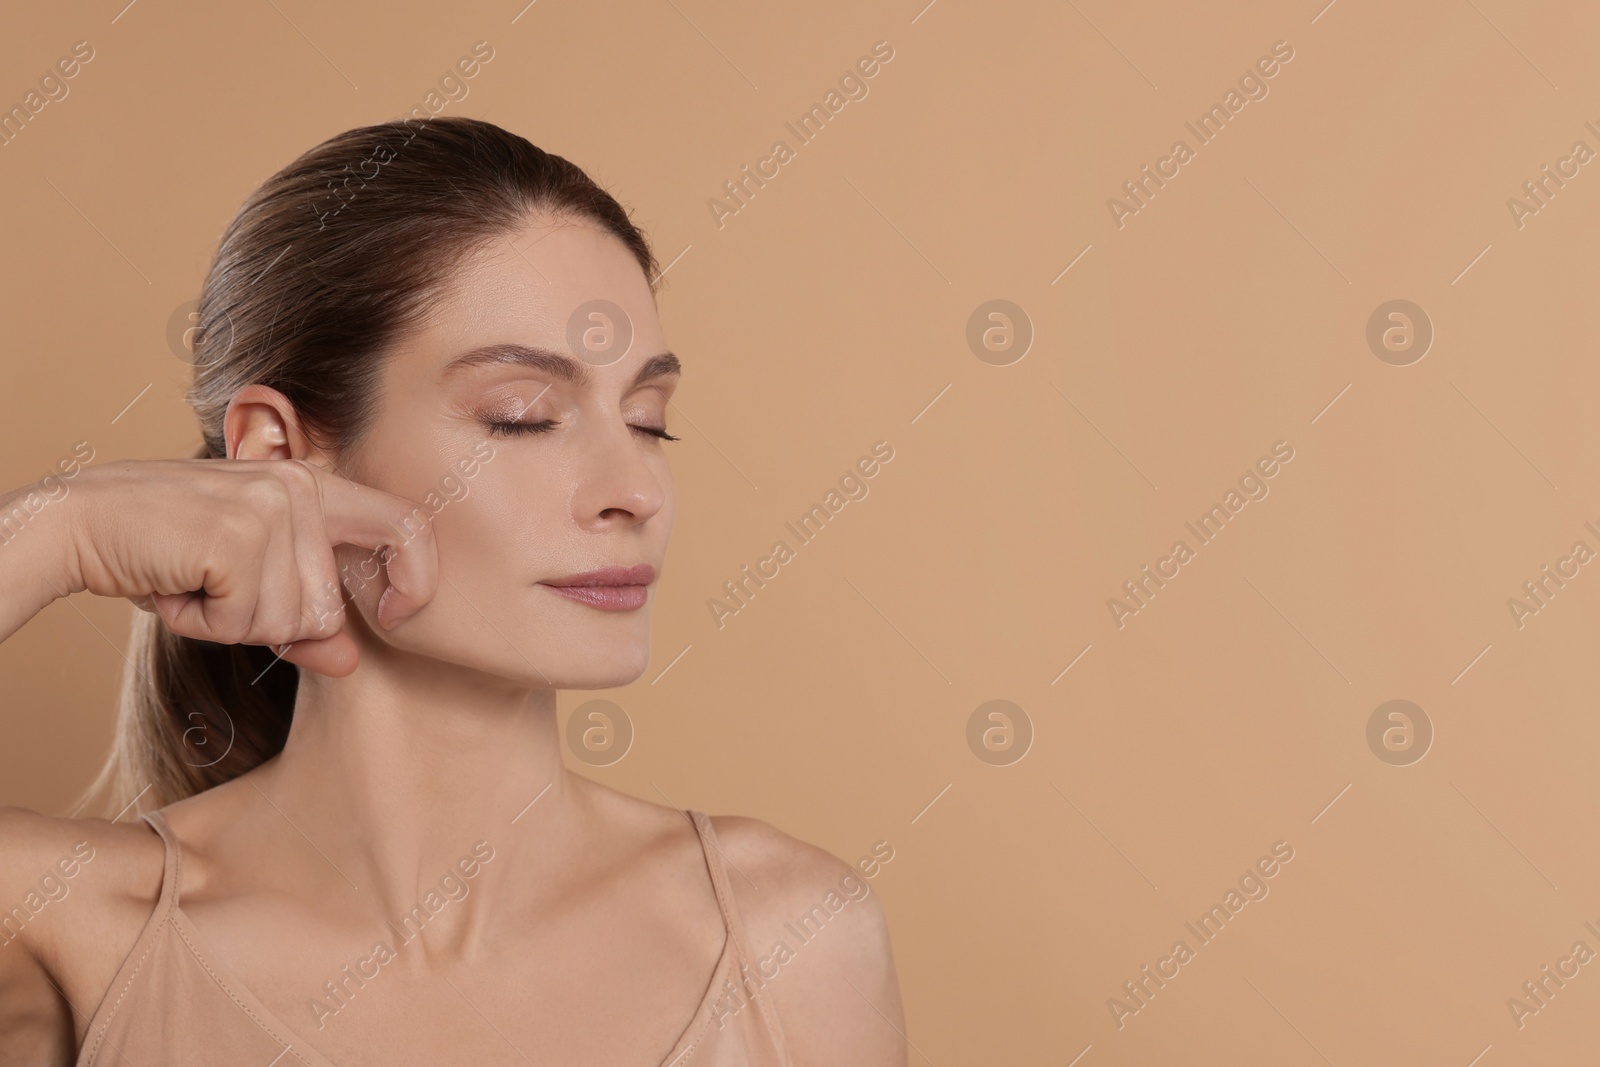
[0,117,905,1065]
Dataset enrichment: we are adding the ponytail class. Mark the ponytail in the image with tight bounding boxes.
[76,599,298,815]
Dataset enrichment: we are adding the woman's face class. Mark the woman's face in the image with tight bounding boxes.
[334,213,678,690]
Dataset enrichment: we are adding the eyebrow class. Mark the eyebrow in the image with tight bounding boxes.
[442,343,682,390]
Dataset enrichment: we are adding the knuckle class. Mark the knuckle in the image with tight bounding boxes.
[241,473,292,517]
[304,599,344,636]
[265,621,302,646]
[303,579,345,633]
[251,597,301,646]
[397,509,436,546]
[386,507,430,545]
[275,459,321,499]
[214,616,253,644]
[215,505,268,549]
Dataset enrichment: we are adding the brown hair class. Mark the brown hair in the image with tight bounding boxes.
[75,116,659,816]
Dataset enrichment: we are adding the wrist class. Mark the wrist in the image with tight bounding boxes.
[0,478,82,603]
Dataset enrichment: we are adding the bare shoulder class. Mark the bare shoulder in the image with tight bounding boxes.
[707,814,907,1067]
[704,815,898,954]
[0,806,166,1034]
[0,805,164,932]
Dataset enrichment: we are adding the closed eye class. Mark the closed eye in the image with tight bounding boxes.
[486,418,558,438]
[635,425,681,441]
[486,418,680,442]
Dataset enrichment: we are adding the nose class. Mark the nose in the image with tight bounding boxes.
[571,415,668,530]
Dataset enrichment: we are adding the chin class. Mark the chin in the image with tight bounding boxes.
[374,609,652,690]
[492,615,654,689]
[525,640,652,690]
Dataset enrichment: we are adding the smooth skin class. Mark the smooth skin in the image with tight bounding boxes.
[0,214,907,1065]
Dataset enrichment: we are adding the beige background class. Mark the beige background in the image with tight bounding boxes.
[4,0,1599,1062]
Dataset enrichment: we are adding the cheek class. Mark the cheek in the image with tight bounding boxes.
[430,452,575,585]
[441,447,675,583]
[374,456,578,670]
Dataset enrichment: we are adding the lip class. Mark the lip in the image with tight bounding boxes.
[539,564,657,588]
[537,564,656,612]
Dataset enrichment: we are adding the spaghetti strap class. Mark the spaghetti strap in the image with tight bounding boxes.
[684,810,750,956]
[138,809,183,914]
[78,808,332,1067]
[683,809,793,1060]
[75,809,189,1067]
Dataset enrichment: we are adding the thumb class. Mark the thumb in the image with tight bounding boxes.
[278,631,361,677]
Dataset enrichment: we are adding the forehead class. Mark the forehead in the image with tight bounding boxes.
[413,213,663,365]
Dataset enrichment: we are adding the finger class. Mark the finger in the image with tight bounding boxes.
[301,574,348,641]
[278,630,360,677]
[152,573,259,646]
[138,611,360,677]
[244,516,307,647]
[275,466,347,641]
[150,590,199,633]
[314,473,440,629]
[151,504,271,643]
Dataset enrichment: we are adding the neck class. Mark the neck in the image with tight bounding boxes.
[255,643,577,922]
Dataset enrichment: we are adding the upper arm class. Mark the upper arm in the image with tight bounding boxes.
[0,806,160,1055]
[711,815,908,1067]
[0,807,89,965]
[0,806,93,1057]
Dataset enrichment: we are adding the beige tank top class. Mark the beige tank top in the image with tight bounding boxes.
[75,808,792,1066]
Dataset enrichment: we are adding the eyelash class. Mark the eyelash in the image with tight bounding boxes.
[485,418,681,442]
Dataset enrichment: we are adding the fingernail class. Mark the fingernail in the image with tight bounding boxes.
[377,587,402,629]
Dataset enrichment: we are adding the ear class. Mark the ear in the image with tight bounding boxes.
[222,384,324,463]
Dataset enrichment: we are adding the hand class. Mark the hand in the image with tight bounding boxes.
[61,457,437,676]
